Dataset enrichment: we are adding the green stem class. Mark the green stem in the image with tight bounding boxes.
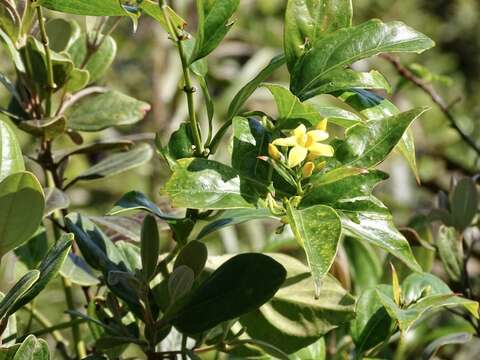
[25,304,68,345]
[159,1,204,155]
[35,5,56,116]
[62,277,86,359]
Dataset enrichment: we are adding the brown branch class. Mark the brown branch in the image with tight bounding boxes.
[381,54,480,157]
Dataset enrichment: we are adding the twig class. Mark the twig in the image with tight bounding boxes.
[381,54,480,157]
[57,86,108,114]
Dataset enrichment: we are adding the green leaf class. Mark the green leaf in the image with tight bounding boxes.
[0,270,39,320]
[450,178,478,231]
[301,168,388,207]
[140,215,160,281]
[108,191,181,221]
[39,0,126,15]
[162,158,262,209]
[0,2,19,42]
[168,265,195,302]
[173,241,208,277]
[0,120,25,182]
[422,332,472,360]
[65,68,90,93]
[239,253,354,354]
[15,228,49,269]
[140,2,187,39]
[11,335,50,360]
[65,90,150,132]
[291,338,326,360]
[291,20,434,100]
[436,226,463,282]
[197,208,276,239]
[338,196,422,272]
[0,172,44,258]
[55,140,134,164]
[18,117,66,140]
[60,253,100,287]
[308,105,362,128]
[226,54,286,123]
[71,143,153,183]
[167,123,195,160]
[286,203,342,297]
[284,0,352,72]
[334,107,428,169]
[7,235,73,315]
[0,28,24,72]
[45,18,81,52]
[43,187,70,217]
[351,285,393,354]
[343,237,382,294]
[67,32,116,84]
[166,253,286,334]
[189,0,240,63]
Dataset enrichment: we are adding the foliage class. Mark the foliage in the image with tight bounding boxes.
[0,0,479,359]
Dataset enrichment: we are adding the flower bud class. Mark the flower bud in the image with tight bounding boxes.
[302,161,315,178]
[268,143,283,161]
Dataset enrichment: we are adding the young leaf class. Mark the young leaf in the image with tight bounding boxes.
[65,90,151,132]
[166,253,286,334]
[291,20,434,100]
[7,235,73,315]
[286,203,342,297]
[0,270,39,320]
[284,0,353,72]
[239,253,354,354]
[189,0,240,63]
[0,120,25,182]
[0,172,45,259]
[173,241,208,276]
[140,215,160,281]
[162,158,263,209]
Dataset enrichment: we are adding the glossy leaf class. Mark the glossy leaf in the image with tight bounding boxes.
[0,172,45,258]
[334,107,428,169]
[65,90,150,132]
[167,123,195,160]
[67,33,116,84]
[108,191,181,221]
[0,270,39,320]
[291,20,434,100]
[339,196,421,272]
[162,158,262,209]
[71,143,153,182]
[286,204,342,297]
[40,0,126,15]
[197,208,276,239]
[239,253,354,354]
[140,215,160,281]
[7,235,73,314]
[189,0,240,63]
[0,120,24,182]
[284,0,353,72]
[15,228,49,269]
[166,253,286,334]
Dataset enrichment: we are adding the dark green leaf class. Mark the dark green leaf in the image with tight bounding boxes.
[55,140,134,164]
[0,271,39,319]
[436,226,463,282]
[7,235,73,315]
[189,0,240,63]
[284,0,353,72]
[174,241,208,276]
[65,90,150,132]
[162,158,263,209]
[167,123,195,160]
[450,178,478,231]
[291,20,434,100]
[239,253,354,354]
[0,172,45,258]
[140,215,160,281]
[15,228,49,269]
[286,204,342,297]
[167,253,286,334]
[0,120,24,182]
[18,117,66,140]
[168,265,195,302]
[71,143,153,182]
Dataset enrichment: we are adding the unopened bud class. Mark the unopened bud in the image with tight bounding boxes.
[268,143,283,161]
[302,162,315,178]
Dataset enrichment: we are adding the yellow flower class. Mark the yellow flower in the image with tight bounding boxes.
[302,162,315,178]
[268,143,283,161]
[272,123,334,168]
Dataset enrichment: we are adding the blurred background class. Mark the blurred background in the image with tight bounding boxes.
[1,0,480,358]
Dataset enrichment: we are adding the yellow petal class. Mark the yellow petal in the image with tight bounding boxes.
[316,118,328,131]
[272,136,297,147]
[268,144,283,161]
[287,145,308,168]
[307,130,329,142]
[293,124,307,137]
[308,143,334,157]
[302,162,315,178]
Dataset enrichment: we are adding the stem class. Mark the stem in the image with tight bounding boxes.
[35,5,56,116]
[26,304,68,344]
[159,1,204,155]
[62,277,86,359]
